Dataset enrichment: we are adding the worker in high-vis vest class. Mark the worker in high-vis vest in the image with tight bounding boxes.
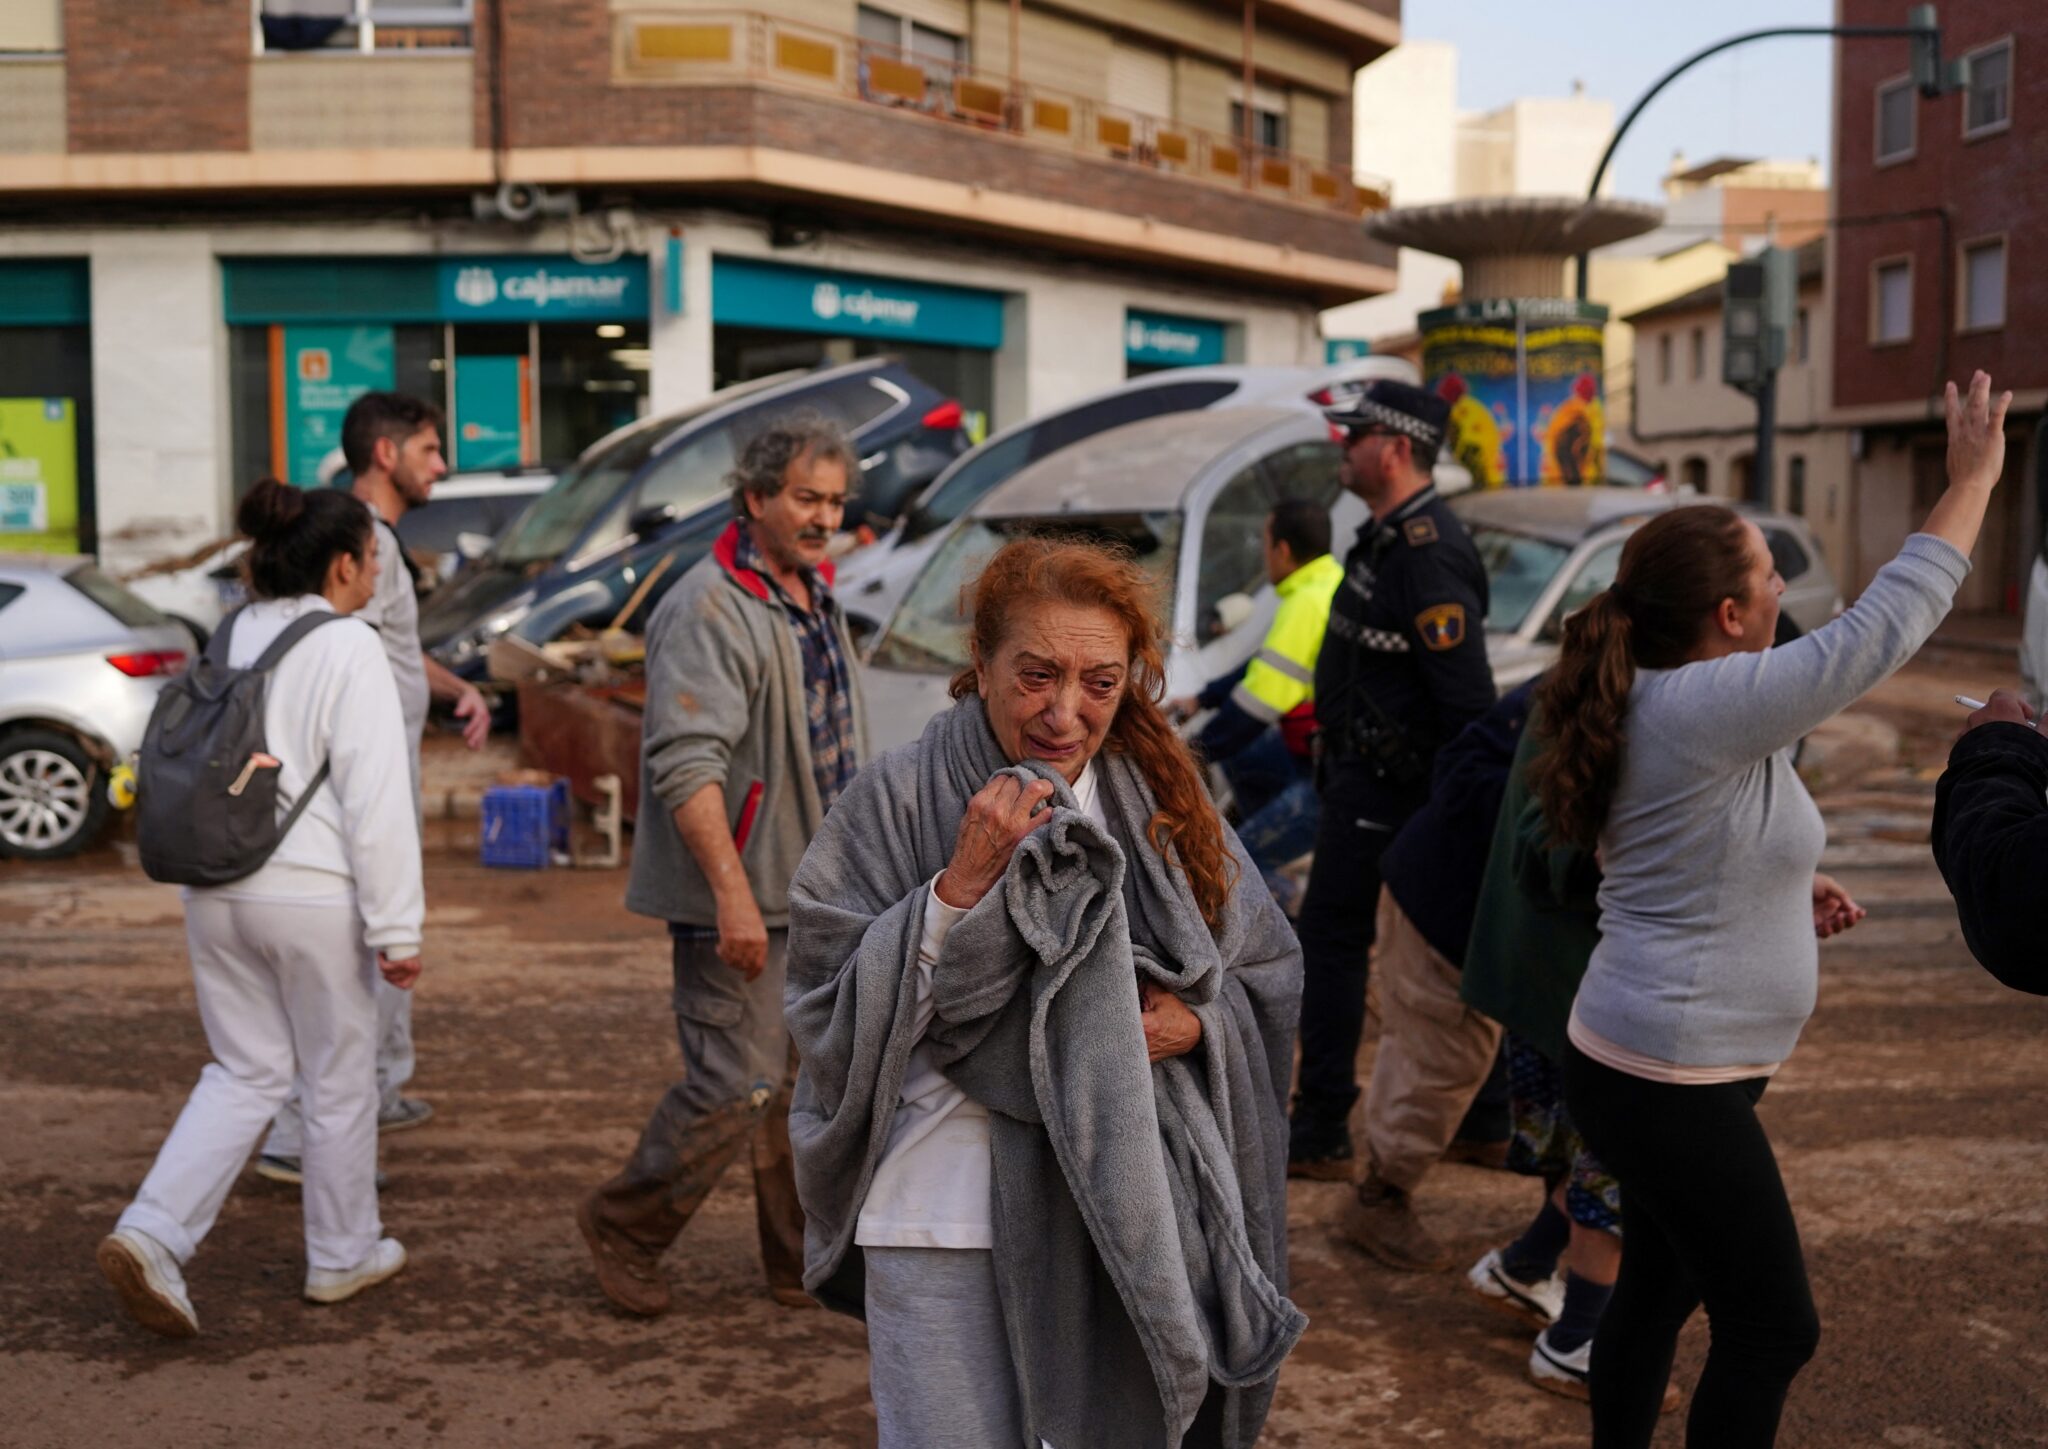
[1169,497,1344,912]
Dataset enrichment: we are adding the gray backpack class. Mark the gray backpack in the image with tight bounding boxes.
[136,606,350,887]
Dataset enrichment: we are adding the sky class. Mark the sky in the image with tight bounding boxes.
[1402,0,1839,202]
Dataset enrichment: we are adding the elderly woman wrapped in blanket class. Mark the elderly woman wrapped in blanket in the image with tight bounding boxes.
[785,537,1307,1448]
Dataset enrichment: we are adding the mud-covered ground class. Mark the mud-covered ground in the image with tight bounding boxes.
[3,648,2044,1448]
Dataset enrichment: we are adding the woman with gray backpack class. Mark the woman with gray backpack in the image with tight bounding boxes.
[98,479,424,1337]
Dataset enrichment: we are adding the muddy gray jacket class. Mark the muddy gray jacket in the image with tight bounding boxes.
[785,696,1305,1449]
[624,523,867,929]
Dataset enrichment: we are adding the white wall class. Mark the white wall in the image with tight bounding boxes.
[88,236,233,575]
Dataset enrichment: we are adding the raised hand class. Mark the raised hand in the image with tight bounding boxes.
[1946,370,2013,495]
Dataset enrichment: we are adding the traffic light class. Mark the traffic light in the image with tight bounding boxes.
[1722,247,1797,393]
[1908,4,1970,98]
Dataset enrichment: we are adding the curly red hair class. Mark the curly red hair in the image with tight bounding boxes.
[949,536,1236,930]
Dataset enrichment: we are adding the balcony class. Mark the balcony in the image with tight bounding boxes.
[611,10,1393,222]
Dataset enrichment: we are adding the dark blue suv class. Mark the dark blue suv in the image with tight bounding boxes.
[422,358,966,680]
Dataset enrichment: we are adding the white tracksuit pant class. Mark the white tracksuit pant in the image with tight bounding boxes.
[263,977,413,1157]
[117,895,382,1272]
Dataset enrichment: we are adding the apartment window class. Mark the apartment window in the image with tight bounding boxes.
[1964,39,2013,137]
[1795,307,1811,364]
[255,0,473,53]
[1873,258,1913,344]
[857,5,967,68]
[1658,333,1673,385]
[1875,75,1915,163]
[1961,237,2007,331]
[1689,326,1705,381]
[1787,456,1807,517]
[1230,84,1289,152]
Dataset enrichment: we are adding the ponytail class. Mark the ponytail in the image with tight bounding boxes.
[236,478,375,601]
[1530,590,1634,849]
[1528,504,1757,849]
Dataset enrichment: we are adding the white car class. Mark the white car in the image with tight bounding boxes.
[835,356,1444,635]
[0,556,193,858]
[861,406,1366,754]
[125,468,555,642]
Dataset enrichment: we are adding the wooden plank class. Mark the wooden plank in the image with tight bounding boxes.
[1155,130,1189,164]
[1096,113,1133,150]
[866,55,927,103]
[955,77,1006,122]
[774,31,838,82]
[1030,98,1072,136]
[1208,143,1240,178]
[1260,157,1293,189]
[517,681,645,823]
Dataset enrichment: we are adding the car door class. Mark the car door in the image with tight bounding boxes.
[1181,434,1343,693]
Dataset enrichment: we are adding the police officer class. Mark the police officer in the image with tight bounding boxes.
[1289,378,1496,1179]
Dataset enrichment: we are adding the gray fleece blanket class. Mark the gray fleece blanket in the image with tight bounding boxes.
[786,695,1306,1449]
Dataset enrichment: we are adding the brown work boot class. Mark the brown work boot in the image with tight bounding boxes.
[577,1191,671,1316]
[1336,1172,1452,1273]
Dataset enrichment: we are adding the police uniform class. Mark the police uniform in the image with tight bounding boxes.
[1290,381,1496,1170]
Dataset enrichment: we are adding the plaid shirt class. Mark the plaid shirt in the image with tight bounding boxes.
[734,522,859,812]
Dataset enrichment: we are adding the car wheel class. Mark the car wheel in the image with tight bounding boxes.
[0,729,113,860]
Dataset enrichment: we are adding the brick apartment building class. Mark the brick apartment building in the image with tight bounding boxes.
[0,0,1398,566]
[1831,0,2043,607]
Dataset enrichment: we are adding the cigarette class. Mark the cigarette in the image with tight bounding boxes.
[1955,695,1987,709]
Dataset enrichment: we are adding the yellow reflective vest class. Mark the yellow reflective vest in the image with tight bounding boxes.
[1228,552,1344,740]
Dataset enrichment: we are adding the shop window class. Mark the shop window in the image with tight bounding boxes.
[1873,258,1912,344]
[1875,75,1915,163]
[255,0,473,55]
[1960,238,2006,332]
[1963,39,2012,138]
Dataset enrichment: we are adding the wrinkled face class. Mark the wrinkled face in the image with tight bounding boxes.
[976,601,1132,784]
[385,425,447,509]
[746,450,849,575]
[1729,519,1785,653]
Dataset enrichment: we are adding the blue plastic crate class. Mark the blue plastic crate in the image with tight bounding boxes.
[481,784,555,870]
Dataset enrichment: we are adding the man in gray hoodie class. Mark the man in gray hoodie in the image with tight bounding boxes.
[576,416,867,1316]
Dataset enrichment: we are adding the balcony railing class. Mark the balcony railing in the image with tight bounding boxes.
[613,10,1392,218]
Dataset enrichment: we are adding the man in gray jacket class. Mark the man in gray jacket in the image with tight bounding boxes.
[577,416,867,1316]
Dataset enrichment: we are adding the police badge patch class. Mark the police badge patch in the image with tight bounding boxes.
[1403,517,1439,546]
[1415,603,1466,651]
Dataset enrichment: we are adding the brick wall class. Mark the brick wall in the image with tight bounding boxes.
[1833,0,2047,409]
[65,0,249,153]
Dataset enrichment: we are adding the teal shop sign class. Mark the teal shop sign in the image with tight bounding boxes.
[712,258,1005,349]
[0,261,89,327]
[1125,310,1227,368]
[453,355,526,469]
[1324,338,1372,364]
[225,256,647,325]
[284,325,394,485]
[440,256,646,322]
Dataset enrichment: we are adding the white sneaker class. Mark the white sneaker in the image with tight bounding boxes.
[1466,1247,1565,1327]
[97,1228,199,1338]
[1528,1325,1591,1401]
[304,1238,408,1304]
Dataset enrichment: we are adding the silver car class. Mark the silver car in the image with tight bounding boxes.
[861,406,1365,754]
[835,355,1446,635]
[1453,487,1843,691]
[0,556,194,858]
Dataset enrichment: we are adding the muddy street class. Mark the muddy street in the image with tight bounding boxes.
[3,656,2045,1448]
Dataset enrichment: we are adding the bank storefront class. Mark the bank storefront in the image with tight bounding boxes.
[1124,309,1230,378]
[0,260,94,553]
[709,256,1004,430]
[222,254,650,488]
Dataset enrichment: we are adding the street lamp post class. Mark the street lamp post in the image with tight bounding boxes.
[1572,5,1968,303]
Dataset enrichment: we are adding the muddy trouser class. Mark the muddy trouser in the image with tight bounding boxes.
[1361,889,1503,1192]
[588,927,805,1295]
[119,895,382,1272]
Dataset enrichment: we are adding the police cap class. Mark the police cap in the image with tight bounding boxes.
[1321,378,1451,450]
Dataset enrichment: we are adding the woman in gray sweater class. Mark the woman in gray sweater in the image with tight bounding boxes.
[1527,372,2011,1447]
